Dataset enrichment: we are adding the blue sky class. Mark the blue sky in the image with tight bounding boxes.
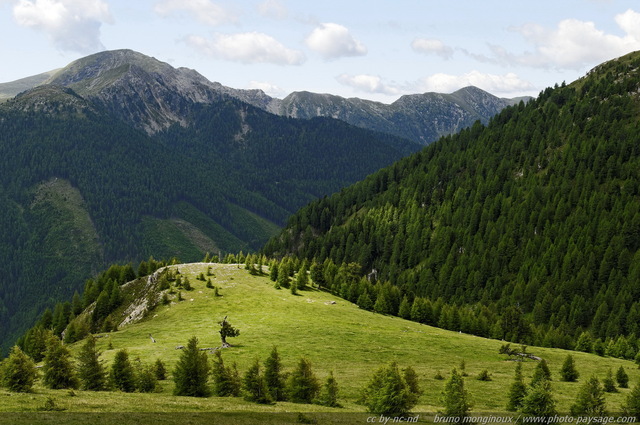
[1,0,640,102]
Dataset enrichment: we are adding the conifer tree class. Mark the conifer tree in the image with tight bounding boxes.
[559,355,579,382]
[403,366,422,402]
[264,346,286,401]
[154,358,167,380]
[211,350,235,397]
[76,337,107,391]
[441,368,472,419]
[624,380,640,416]
[296,266,308,290]
[575,332,594,353]
[616,366,629,388]
[531,359,552,386]
[570,375,606,416]
[603,368,617,393]
[172,336,210,397]
[269,261,279,282]
[287,357,320,403]
[0,346,37,392]
[506,362,527,411]
[43,335,78,390]
[316,371,341,407]
[520,379,556,418]
[110,349,136,392]
[398,296,412,319]
[137,364,158,393]
[361,362,415,415]
[242,359,273,404]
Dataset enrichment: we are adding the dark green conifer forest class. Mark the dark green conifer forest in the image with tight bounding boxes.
[264,51,640,356]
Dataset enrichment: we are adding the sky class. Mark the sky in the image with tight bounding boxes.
[1,0,640,103]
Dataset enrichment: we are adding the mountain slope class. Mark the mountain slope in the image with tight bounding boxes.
[264,51,640,351]
[10,262,638,417]
[276,86,526,144]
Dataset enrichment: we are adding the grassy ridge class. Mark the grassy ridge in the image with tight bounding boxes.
[1,264,638,420]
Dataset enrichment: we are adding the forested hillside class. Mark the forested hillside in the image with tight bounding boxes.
[264,51,640,353]
[0,84,415,353]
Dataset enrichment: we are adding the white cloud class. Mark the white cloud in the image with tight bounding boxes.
[305,23,367,60]
[336,74,401,96]
[417,71,534,96]
[507,9,640,69]
[248,80,286,97]
[12,0,112,53]
[411,38,454,60]
[154,0,237,26]
[185,32,305,65]
[257,0,287,20]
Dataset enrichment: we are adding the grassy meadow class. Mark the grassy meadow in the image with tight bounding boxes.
[0,263,638,424]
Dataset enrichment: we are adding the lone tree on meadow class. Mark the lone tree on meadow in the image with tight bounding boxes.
[218,316,240,348]
[560,354,579,382]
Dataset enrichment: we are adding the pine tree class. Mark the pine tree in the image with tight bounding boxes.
[242,359,273,404]
[520,379,556,418]
[0,346,37,392]
[42,335,78,390]
[316,371,341,407]
[616,366,629,388]
[403,366,422,402]
[211,350,235,397]
[570,375,606,416]
[76,337,107,391]
[603,368,617,393]
[361,362,416,415]
[154,358,167,380]
[173,336,210,397]
[506,362,527,411]
[441,368,472,419]
[264,347,286,401]
[136,364,158,393]
[110,349,136,392]
[559,355,579,382]
[531,359,552,386]
[296,266,308,290]
[624,380,640,416]
[287,357,320,404]
[398,296,412,319]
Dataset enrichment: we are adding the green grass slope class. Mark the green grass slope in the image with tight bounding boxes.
[1,264,638,423]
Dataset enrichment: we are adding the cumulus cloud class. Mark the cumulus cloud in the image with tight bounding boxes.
[506,9,640,69]
[12,0,112,53]
[185,32,305,65]
[411,38,454,60]
[336,74,402,96]
[305,23,367,60]
[257,0,287,20]
[248,80,286,97]
[154,0,237,26]
[417,71,535,96]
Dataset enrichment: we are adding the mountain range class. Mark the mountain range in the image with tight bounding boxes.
[0,49,526,144]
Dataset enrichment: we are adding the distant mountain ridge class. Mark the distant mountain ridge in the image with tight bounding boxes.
[274,86,528,144]
[0,49,526,144]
